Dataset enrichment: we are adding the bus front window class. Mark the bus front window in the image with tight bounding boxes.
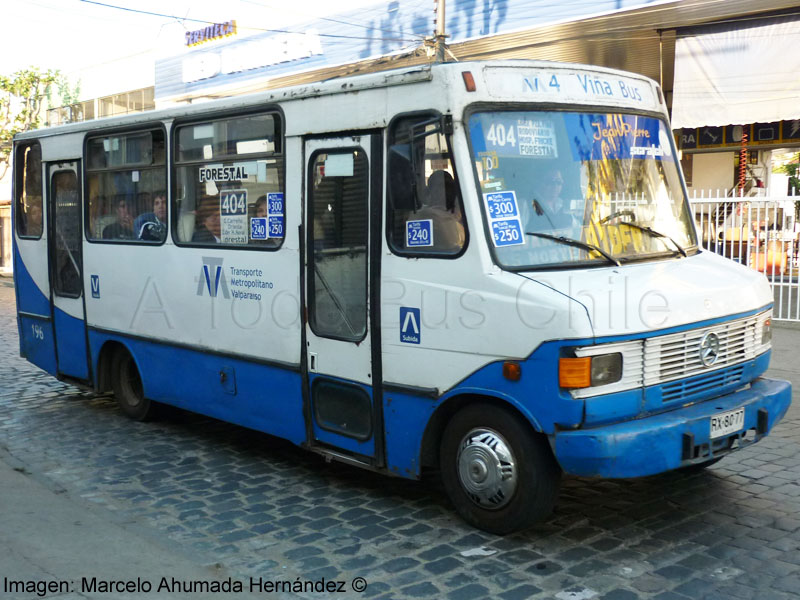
[468,111,696,268]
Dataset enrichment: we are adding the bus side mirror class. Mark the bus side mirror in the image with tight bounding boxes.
[388,144,417,211]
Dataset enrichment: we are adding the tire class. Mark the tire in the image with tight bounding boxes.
[111,350,154,421]
[439,403,561,535]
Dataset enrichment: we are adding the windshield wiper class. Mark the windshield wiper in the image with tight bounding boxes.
[619,222,688,257]
[525,232,621,266]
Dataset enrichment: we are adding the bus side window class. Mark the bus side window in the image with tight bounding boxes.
[386,115,466,256]
[173,112,285,249]
[85,130,167,243]
[15,142,43,238]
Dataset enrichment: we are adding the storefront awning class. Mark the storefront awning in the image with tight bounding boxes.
[671,16,800,130]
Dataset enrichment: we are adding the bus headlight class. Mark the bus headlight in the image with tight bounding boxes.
[559,353,622,389]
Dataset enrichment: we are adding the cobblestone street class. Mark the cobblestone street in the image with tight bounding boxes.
[2,278,800,600]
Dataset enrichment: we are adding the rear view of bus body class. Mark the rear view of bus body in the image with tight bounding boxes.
[12,61,791,535]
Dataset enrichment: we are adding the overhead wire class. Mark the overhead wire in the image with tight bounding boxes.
[238,0,428,41]
[39,0,800,55]
[28,0,800,79]
[78,0,422,43]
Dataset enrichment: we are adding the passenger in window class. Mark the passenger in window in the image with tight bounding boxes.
[192,197,221,243]
[254,195,267,218]
[135,193,167,241]
[409,170,465,252]
[102,195,134,240]
[25,201,43,237]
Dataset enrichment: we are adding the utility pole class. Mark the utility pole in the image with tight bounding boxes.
[433,0,447,63]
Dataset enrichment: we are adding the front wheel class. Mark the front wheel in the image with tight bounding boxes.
[439,404,561,535]
[111,350,154,421]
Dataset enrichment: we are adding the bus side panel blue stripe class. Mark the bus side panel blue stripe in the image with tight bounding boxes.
[88,331,306,446]
[17,314,58,375]
[13,246,51,316]
[383,390,439,478]
[53,307,90,379]
[14,246,58,375]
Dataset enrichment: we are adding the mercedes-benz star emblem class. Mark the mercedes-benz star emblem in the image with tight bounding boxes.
[699,331,720,367]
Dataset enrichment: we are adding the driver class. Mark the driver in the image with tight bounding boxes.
[527,167,574,232]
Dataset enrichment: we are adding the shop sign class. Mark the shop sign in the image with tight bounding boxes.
[185,20,237,47]
[182,31,323,83]
[679,121,800,150]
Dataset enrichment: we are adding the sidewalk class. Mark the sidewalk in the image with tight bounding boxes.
[765,321,800,384]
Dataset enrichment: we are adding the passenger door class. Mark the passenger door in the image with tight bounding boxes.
[303,135,383,465]
[48,161,90,381]
[13,142,58,376]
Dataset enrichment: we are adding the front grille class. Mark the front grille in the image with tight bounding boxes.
[643,313,766,388]
[661,365,746,403]
[570,310,770,400]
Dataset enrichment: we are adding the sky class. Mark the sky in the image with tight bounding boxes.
[1,0,383,77]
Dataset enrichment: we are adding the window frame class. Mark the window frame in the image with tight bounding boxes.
[463,102,699,273]
[14,141,44,240]
[83,123,169,246]
[385,110,468,259]
[307,146,370,344]
[50,167,83,299]
[171,107,286,252]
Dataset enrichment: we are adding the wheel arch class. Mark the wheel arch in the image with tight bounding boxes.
[419,392,545,472]
[95,340,139,393]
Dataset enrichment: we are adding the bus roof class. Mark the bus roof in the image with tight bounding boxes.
[15,60,662,142]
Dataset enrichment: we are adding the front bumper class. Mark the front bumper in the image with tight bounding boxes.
[554,377,792,478]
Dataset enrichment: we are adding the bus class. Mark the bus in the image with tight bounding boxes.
[12,60,791,534]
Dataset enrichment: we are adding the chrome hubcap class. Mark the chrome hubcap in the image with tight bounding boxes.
[456,428,517,510]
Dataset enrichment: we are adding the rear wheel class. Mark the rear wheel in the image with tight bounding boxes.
[439,403,561,535]
[111,350,154,421]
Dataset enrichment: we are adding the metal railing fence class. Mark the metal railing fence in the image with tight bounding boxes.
[690,190,800,322]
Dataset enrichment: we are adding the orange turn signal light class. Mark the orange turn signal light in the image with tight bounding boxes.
[502,361,521,381]
[559,357,592,389]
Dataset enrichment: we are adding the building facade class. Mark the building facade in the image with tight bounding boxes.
[3,0,799,271]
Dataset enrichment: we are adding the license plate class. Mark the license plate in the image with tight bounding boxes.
[710,407,745,439]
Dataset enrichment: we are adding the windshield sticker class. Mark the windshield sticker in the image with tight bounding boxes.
[517,119,558,157]
[564,114,665,161]
[406,219,434,247]
[470,116,558,158]
[481,178,506,192]
[485,191,519,219]
[490,219,524,247]
[483,191,525,247]
[478,150,500,178]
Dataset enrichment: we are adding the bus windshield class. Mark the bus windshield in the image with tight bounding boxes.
[468,110,697,268]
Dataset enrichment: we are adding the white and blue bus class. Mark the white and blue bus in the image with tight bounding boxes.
[12,60,791,534]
